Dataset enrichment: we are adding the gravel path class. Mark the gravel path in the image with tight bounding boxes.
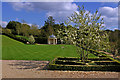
[1,60,120,78]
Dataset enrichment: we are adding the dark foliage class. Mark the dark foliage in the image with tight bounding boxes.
[3,33,28,44]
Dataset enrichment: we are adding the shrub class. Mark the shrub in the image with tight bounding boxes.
[3,33,28,43]
[28,35,35,44]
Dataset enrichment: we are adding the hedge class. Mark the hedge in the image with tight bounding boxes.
[55,60,86,65]
[57,57,111,61]
[48,64,120,71]
[94,61,120,65]
[2,33,28,44]
[48,57,120,71]
[88,57,112,61]
[89,49,120,63]
[55,58,119,65]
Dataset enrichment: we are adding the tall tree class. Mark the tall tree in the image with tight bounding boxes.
[30,24,39,36]
[21,23,30,37]
[6,21,21,35]
[45,16,55,26]
[41,16,55,37]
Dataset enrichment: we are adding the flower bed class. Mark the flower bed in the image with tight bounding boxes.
[48,57,120,71]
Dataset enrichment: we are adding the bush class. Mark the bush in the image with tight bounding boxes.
[28,35,35,44]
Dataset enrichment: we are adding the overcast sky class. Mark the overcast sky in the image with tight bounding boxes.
[1,2,119,30]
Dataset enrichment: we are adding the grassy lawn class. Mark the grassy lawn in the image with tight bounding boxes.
[2,35,97,61]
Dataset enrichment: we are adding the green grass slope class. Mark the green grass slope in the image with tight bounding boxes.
[2,35,97,61]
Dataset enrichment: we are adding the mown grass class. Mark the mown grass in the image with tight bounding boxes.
[2,35,97,61]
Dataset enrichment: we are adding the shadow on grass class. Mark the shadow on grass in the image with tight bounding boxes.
[8,60,49,70]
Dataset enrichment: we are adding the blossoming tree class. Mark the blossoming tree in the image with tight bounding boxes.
[57,6,110,61]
